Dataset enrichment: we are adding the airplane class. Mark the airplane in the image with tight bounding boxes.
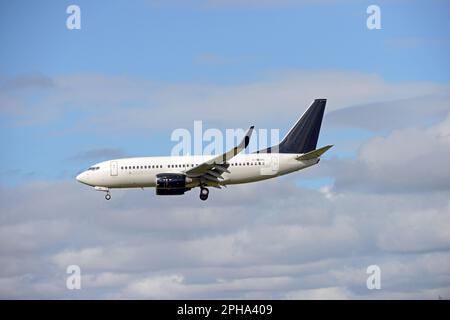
[76,99,333,201]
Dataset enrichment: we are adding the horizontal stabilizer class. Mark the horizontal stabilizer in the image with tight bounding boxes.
[296,145,333,161]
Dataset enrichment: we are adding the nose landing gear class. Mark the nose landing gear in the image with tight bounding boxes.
[199,187,209,201]
[94,186,111,200]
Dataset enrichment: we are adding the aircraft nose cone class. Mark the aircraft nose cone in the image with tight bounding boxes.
[76,172,88,184]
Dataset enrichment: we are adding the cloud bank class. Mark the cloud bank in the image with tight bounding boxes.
[1,69,450,299]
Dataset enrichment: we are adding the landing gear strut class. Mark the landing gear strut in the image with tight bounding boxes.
[94,186,111,200]
[199,187,209,201]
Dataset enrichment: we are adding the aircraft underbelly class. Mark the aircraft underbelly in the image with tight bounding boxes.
[106,174,156,188]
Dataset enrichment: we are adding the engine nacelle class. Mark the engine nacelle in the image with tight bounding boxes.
[156,173,190,195]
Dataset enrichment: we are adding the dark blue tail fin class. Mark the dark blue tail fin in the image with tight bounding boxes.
[257,99,326,154]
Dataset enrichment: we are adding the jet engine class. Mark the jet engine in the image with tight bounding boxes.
[156,173,192,195]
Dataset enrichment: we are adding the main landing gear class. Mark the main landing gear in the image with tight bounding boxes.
[199,187,209,201]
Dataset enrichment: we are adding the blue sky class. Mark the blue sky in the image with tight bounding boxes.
[1,0,449,184]
[0,0,449,182]
[1,1,449,82]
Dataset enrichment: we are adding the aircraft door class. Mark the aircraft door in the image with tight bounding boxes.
[271,155,279,174]
[110,161,118,176]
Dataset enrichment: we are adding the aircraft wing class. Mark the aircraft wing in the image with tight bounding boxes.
[185,126,254,184]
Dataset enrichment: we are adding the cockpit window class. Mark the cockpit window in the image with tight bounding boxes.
[87,167,100,171]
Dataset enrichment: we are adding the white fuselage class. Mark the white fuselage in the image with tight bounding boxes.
[76,153,318,189]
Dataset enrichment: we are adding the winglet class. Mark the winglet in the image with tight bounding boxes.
[210,125,254,164]
[243,126,255,149]
[296,144,333,161]
[185,125,255,178]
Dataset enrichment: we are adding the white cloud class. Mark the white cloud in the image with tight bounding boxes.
[285,286,352,299]
[1,71,448,133]
[376,205,450,253]
[326,93,450,131]
[123,274,186,299]
[329,113,450,192]
[1,173,450,298]
[1,71,450,299]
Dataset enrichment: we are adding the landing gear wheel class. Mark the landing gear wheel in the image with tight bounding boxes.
[105,193,111,200]
[199,187,209,201]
